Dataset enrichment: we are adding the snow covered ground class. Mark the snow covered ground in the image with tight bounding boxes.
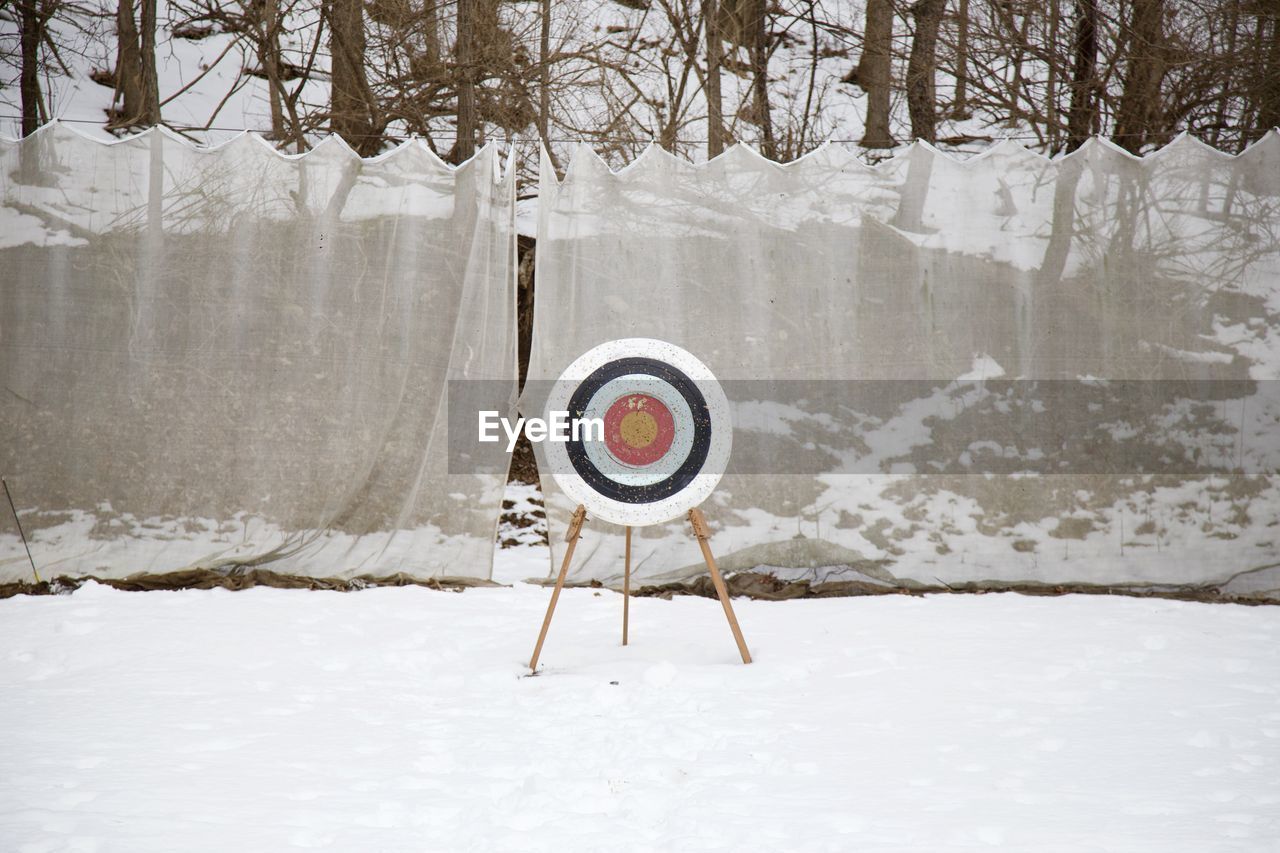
[2,574,1278,851]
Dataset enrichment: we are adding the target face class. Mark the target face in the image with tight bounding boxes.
[543,339,732,527]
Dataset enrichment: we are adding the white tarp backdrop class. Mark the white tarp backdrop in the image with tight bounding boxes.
[531,136,1280,596]
[0,123,516,583]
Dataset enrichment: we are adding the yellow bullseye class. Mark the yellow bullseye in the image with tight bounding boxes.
[619,410,658,448]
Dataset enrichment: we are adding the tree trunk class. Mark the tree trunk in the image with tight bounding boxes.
[704,0,725,158]
[748,0,773,158]
[1003,5,1031,127]
[114,0,144,124]
[535,0,564,173]
[139,0,160,124]
[1208,0,1239,149]
[538,0,553,155]
[455,0,478,162]
[1065,0,1098,151]
[329,0,377,154]
[1046,0,1060,149]
[906,0,946,144]
[1113,0,1165,154]
[424,0,440,65]
[261,0,285,139]
[858,0,894,148]
[953,0,970,117]
[1257,0,1280,137]
[19,0,42,137]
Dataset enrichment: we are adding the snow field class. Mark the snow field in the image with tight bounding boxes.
[2,582,1278,851]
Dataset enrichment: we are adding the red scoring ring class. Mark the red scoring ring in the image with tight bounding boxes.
[602,393,676,467]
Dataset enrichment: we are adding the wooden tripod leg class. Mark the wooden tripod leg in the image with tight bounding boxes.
[623,526,632,646]
[529,505,587,672]
[689,508,752,664]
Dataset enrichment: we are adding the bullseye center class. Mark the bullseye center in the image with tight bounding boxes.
[619,410,658,448]
[602,392,676,468]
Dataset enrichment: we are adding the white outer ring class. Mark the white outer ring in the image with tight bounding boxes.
[543,338,732,527]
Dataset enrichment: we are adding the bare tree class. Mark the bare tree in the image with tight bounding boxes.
[952,0,970,117]
[455,0,478,162]
[538,0,553,155]
[356,0,536,159]
[906,0,946,144]
[257,0,285,139]
[1044,0,1061,148]
[114,0,142,119]
[327,0,380,154]
[648,0,702,152]
[1066,0,1099,151]
[111,0,159,127]
[746,0,774,158]
[856,0,895,148]
[703,0,725,157]
[1257,0,1280,136]
[1113,0,1166,153]
[18,0,49,136]
[139,0,159,120]
[425,0,441,64]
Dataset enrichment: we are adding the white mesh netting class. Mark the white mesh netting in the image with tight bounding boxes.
[530,136,1280,597]
[0,124,515,583]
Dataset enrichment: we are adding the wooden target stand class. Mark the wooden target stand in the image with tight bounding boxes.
[528,505,752,672]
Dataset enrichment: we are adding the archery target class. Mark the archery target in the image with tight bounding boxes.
[543,339,732,527]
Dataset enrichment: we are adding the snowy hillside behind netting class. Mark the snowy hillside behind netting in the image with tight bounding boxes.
[529,133,1280,599]
[0,123,517,584]
[2,124,1278,596]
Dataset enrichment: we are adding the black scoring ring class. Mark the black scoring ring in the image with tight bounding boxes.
[565,357,712,504]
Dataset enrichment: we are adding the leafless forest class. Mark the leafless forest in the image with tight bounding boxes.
[4,0,1280,164]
